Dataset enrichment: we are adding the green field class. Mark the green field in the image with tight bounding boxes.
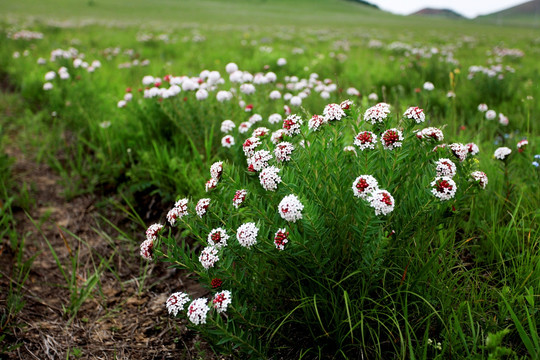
[0,1,538,359]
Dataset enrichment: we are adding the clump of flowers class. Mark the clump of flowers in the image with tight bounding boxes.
[278,194,304,222]
[208,228,229,248]
[188,298,210,325]
[196,198,211,217]
[213,291,232,313]
[470,171,488,189]
[237,222,259,248]
[274,228,289,250]
[259,166,282,191]
[381,129,403,150]
[494,147,512,160]
[403,106,425,123]
[354,131,377,150]
[323,103,346,121]
[367,190,395,216]
[283,114,303,136]
[352,175,379,199]
[232,189,247,208]
[199,246,219,269]
[308,115,326,131]
[166,292,191,316]
[167,198,189,225]
[364,102,391,124]
[435,158,457,178]
[431,177,457,201]
[274,142,295,162]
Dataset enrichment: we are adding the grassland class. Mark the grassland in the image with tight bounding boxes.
[0,0,538,358]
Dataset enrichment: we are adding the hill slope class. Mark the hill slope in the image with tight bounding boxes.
[411,8,465,19]
[477,0,540,26]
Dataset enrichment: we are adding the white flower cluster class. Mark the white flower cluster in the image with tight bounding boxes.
[208,228,229,248]
[248,150,273,172]
[221,135,235,148]
[274,142,294,162]
[466,143,479,156]
[243,137,262,157]
[403,106,425,123]
[278,194,304,223]
[167,198,189,225]
[435,159,457,178]
[221,120,235,133]
[308,115,326,131]
[274,228,289,251]
[367,190,395,216]
[381,129,404,150]
[283,114,303,136]
[323,103,346,121]
[449,143,468,162]
[494,147,511,160]
[213,290,232,313]
[416,127,444,142]
[352,175,379,199]
[354,131,377,151]
[199,246,219,269]
[431,177,457,201]
[145,223,163,241]
[196,198,211,218]
[210,161,223,180]
[232,189,247,208]
[188,298,210,325]
[166,292,190,316]
[364,102,391,124]
[259,166,282,191]
[470,171,488,189]
[237,222,259,248]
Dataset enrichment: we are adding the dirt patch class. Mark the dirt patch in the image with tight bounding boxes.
[0,140,214,358]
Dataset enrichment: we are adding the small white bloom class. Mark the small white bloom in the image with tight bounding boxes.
[187,298,210,325]
[166,292,190,316]
[278,194,304,223]
[494,147,511,160]
[237,222,259,248]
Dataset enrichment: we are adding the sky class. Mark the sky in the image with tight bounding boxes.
[368,0,526,18]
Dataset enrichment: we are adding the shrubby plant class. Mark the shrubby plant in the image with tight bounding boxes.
[141,101,489,357]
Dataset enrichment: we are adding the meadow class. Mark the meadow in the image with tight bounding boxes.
[0,1,539,358]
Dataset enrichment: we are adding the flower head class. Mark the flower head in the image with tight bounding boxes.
[274,228,289,250]
[449,143,468,162]
[367,190,395,216]
[210,161,223,180]
[252,127,270,138]
[352,175,379,199]
[485,110,497,120]
[145,223,164,241]
[271,129,287,144]
[381,129,404,150]
[247,150,272,172]
[517,139,528,152]
[354,131,377,150]
[199,246,219,269]
[466,143,479,156]
[243,137,262,157]
[221,135,235,148]
[431,177,457,201]
[283,114,303,136]
[364,103,391,124]
[279,194,304,222]
[166,292,190,316]
[403,106,425,123]
[140,239,154,261]
[435,158,457,178]
[268,113,282,124]
[167,198,189,225]
[470,171,488,189]
[211,278,222,288]
[494,147,511,160]
[274,142,295,162]
[239,122,252,134]
[477,104,488,112]
[417,127,444,142]
[340,99,353,110]
[237,223,259,248]
[196,198,211,218]
[259,166,282,191]
[188,298,210,325]
[308,115,326,131]
[232,189,247,208]
[208,228,229,248]
[213,290,232,313]
[205,178,218,192]
[221,120,235,133]
[423,82,434,91]
[323,103,346,121]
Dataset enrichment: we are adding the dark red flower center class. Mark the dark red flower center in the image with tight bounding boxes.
[356,132,373,144]
[383,131,399,146]
[435,180,453,193]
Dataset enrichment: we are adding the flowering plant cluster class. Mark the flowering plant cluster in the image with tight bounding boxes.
[140,98,490,356]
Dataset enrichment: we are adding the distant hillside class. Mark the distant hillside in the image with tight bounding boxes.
[345,0,379,9]
[411,8,465,19]
[477,0,540,26]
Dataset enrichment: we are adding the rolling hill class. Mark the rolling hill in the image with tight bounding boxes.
[410,8,465,19]
[476,0,540,26]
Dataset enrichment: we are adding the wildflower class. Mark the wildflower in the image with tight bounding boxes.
[199,246,219,269]
[367,190,395,216]
[232,189,247,208]
[213,290,232,313]
[323,103,346,121]
[196,89,208,100]
[221,135,235,148]
[196,198,211,218]
[205,178,218,192]
[274,142,294,162]
[290,96,302,106]
[243,137,262,157]
[364,103,391,124]
[533,161,539,167]
[273,228,289,250]
[431,177,457,201]
[236,223,259,248]
[247,150,273,172]
[283,114,303,136]
[352,175,379,199]
[470,171,488,189]
[268,113,282,124]
[44,71,56,81]
[210,161,223,180]
[436,158,457,178]
[167,198,189,225]
[354,131,377,150]
[347,87,360,96]
[284,105,291,115]
[343,146,357,156]
[146,223,164,241]
[423,82,434,91]
[277,58,287,66]
[494,147,511,160]
[216,90,233,102]
[211,278,223,288]
[244,104,253,112]
[466,143,479,155]
[340,99,353,110]
[368,92,378,101]
[477,103,488,112]
[188,298,210,325]
[166,292,190,316]
[140,239,154,260]
[517,139,528,152]
[239,122,252,134]
[252,127,270,138]
[240,83,255,95]
[485,110,497,120]
[381,129,404,150]
[403,106,425,123]
[308,115,326,131]
[208,228,229,248]
[259,166,282,191]
[449,143,468,162]
[43,82,53,91]
[279,194,304,222]
[417,127,444,142]
[225,62,238,74]
[498,113,509,126]
[269,90,281,100]
[249,114,263,124]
